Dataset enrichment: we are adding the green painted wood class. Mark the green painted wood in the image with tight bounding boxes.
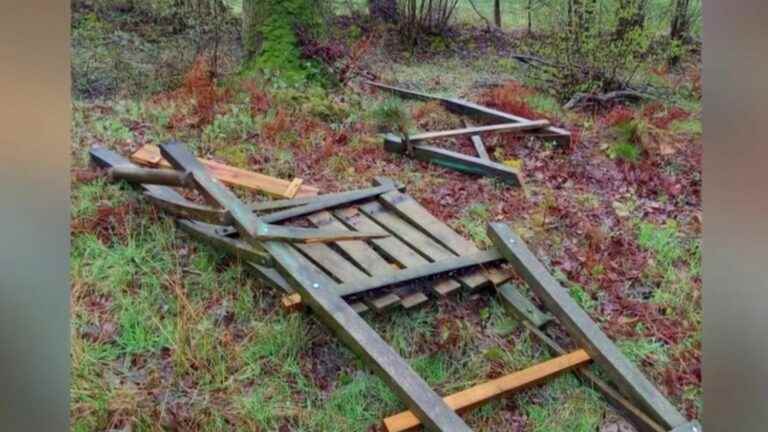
[159,142,389,243]
[333,207,462,297]
[176,220,272,266]
[145,192,232,225]
[388,121,549,145]
[248,263,295,293]
[294,241,371,284]
[384,138,522,186]
[377,190,511,290]
[109,165,194,187]
[520,319,666,432]
[497,282,554,328]
[262,240,473,432]
[365,80,571,146]
[487,223,687,430]
[334,249,503,297]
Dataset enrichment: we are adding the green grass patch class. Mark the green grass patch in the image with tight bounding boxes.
[458,202,492,248]
[523,374,605,432]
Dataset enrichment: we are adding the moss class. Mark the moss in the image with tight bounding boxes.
[242,0,325,85]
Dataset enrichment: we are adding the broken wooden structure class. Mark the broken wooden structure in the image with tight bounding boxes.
[91,142,699,432]
[367,81,572,187]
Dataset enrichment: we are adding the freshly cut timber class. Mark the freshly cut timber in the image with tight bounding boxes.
[131,144,318,198]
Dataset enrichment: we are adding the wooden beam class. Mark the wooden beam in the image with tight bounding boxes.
[263,240,473,432]
[145,192,232,225]
[109,166,194,187]
[497,282,554,328]
[389,121,549,144]
[365,81,571,147]
[464,118,491,160]
[383,350,592,432]
[384,139,522,186]
[131,144,319,198]
[334,249,503,297]
[487,223,688,430]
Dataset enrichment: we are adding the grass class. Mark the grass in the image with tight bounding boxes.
[70,4,702,429]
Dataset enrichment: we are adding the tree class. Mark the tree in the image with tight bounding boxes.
[369,0,399,23]
[668,0,693,66]
[242,0,266,61]
[615,0,648,40]
[493,0,502,28]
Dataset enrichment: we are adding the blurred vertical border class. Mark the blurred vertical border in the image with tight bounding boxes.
[0,1,71,431]
[703,0,768,430]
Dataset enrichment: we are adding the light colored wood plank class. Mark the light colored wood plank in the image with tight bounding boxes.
[131,144,318,198]
[383,349,592,432]
[397,121,549,144]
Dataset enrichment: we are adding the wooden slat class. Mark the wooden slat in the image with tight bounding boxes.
[145,191,232,225]
[334,250,503,297]
[378,190,511,290]
[263,240,473,432]
[248,179,405,213]
[389,121,549,144]
[294,242,371,283]
[383,350,592,432]
[384,139,521,186]
[175,220,272,266]
[497,282,553,328]
[487,223,688,430]
[131,144,319,198]
[308,211,405,312]
[471,135,490,160]
[155,143,471,431]
[109,166,193,187]
[334,207,461,298]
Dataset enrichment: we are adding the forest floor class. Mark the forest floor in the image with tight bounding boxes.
[70,4,702,432]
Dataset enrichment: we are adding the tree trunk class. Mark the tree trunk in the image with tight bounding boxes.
[669,0,692,66]
[242,0,266,61]
[615,0,647,40]
[493,0,502,28]
[369,0,399,23]
[527,0,532,34]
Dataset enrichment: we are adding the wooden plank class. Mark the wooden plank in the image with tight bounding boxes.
[334,207,461,297]
[383,350,592,432]
[365,81,571,147]
[670,421,702,432]
[378,190,511,290]
[308,211,406,311]
[131,144,319,198]
[384,139,521,186]
[521,320,666,432]
[487,223,688,430]
[109,166,194,187]
[464,120,491,160]
[497,282,554,328]
[294,242,371,284]
[283,178,303,198]
[145,191,232,225]
[176,220,272,266]
[389,121,549,144]
[161,140,388,244]
[334,250,503,297]
[214,183,402,237]
[263,240,473,432]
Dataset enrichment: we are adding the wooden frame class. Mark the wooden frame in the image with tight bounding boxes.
[91,143,519,432]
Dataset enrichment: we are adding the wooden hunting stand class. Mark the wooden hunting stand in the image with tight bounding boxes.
[367,81,572,187]
[91,142,700,432]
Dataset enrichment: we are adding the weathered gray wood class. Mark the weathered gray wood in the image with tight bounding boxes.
[294,241,371,284]
[333,207,462,297]
[263,240,473,432]
[145,192,233,225]
[365,81,571,146]
[248,178,405,213]
[487,223,687,430]
[471,135,490,160]
[377,190,511,290]
[175,220,272,266]
[248,263,294,293]
[109,165,194,187]
[159,142,389,243]
[334,249,503,297]
[497,283,554,328]
[384,139,522,186]
[389,121,549,144]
